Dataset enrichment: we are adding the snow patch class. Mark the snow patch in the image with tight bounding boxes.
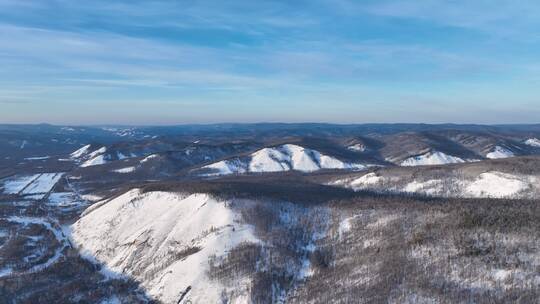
[113,166,136,173]
[140,154,158,163]
[493,269,512,281]
[24,156,50,161]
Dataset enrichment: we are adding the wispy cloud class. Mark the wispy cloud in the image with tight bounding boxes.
[361,0,540,41]
[0,1,539,123]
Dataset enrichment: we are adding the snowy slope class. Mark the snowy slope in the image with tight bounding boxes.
[334,171,538,199]
[70,144,91,159]
[140,154,158,163]
[400,151,466,166]
[112,166,136,173]
[70,190,258,304]
[87,147,107,158]
[486,146,514,159]
[201,144,366,176]
[524,138,540,147]
[80,154,107,167]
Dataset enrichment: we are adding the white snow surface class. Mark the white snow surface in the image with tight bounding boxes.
[337,171,537,199]
[2,174,40,194]
[465,172,528,198]
[113,166,136,173]
[80,154,107,167]
[400,151,465,166]
[71,190,258,304]
[524,138,540,147]
[205,158,247,175]
[70,144,91,159]
[88,146,107,158]
[80,194,103,202]
[24,156,50,160]
[486,146,514,159]
[21,173,63,195]
[140,154,158,163]
[203,144,365,176]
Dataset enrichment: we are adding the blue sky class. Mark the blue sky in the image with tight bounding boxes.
[1,0,540,125]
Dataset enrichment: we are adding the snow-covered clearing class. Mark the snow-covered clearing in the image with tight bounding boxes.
[465,172,528,198]
[80,194,104,202]
[24,156,50,161]
[21,173,63,195]
[140,154,158,163]
[2,174,40,194]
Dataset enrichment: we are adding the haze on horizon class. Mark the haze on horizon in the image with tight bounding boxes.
[1,0,540,125]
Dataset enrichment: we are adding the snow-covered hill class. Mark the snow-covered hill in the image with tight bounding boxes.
[70,190,259,304]
[332,171,539,199]
[400,151,468,166]
[73,146,109,167]
[200,144,366,176]
[525,138,540,147]
[486,146,515,159]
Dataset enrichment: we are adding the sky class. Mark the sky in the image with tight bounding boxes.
[1,0,540,125]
